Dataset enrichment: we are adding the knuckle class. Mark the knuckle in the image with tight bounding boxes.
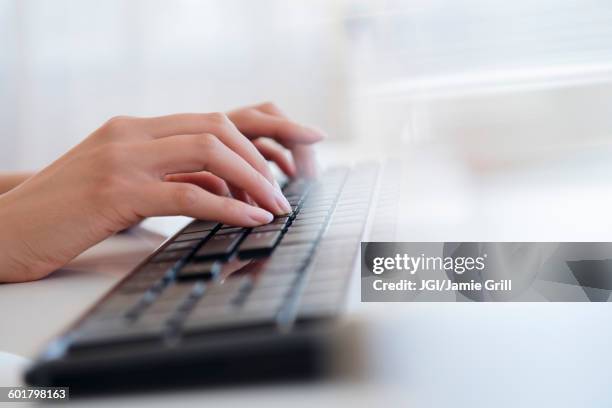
[195,133,219,149]
[259,101,278,111]
[192,134,220,162]
[204,112,230,126]
[102,115,133,135]
[173,184,199,211]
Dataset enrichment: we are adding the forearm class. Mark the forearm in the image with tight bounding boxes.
[0,172,34,194]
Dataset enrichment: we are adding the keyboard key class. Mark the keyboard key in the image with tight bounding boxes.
[283,180,311,196]
[251,224,285,232]
[301,278,347,296]
[287,224,321,234]
[131,262,175,280]
[238,231,283,258]
[270,216,291,227]
[150,249,191,263]
[294,211,328,220]
[89,294,142,317]
[183,312,275,335]
[193,232,244,260]
[204,276,249,295]
[246,283,293,302]
[183,300,281,335]
[216,226,246,235]
[241,297,285,313]
[177,260,221,280]
[274,240,314,251]
[329,215,364,224]
[255,271,299,288]
[182,220,219,234]
[192,293,235,312]
[142,283,196,313]
[291,216,327,226]
[286,197,302,206]
[300,287,345,306]
[174,230,213,242]
[164,240,200,252]
[302,198,335,206]
[280,230,320,245]
[229,278,255,306]
[118,279,161,294]
[304,202,335,210]
[295,209,329,218]
[134,313,175,327]
[70,324,163,350]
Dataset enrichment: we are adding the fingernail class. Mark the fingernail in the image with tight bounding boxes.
[247,207,274,225]
[274,189,292,214]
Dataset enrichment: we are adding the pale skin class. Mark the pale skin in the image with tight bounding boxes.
[0,102,323,283]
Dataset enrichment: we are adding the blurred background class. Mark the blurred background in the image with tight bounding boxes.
[3,0,612,238]
[4,0,612,169]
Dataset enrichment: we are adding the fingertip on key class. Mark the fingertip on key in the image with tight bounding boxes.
[273,189,292,214]
[247,207,274,225]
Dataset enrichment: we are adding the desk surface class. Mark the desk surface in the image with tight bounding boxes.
[2,147,612,407]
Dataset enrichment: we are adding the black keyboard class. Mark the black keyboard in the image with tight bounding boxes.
[25,165,378,392]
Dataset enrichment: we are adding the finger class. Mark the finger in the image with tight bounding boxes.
[138,134,290,215]
[291,144,318,179]
[228,184,252,205]
[250,103,318,178]
[254,101,288,117]
[136,113,278,185]
[165,172,230,197]
[138,182,274,227]
[253,138,296,177]
[227,109,325,147]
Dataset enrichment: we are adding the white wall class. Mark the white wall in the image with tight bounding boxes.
[0,0,350,170]
[3,0,612,171]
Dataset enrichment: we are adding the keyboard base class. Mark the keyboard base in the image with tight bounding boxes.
[24,165,379,394]
[25,322,339,395]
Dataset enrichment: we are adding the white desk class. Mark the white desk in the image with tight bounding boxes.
[2,146,612,407]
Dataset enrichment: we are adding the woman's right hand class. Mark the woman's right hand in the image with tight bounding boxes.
[0,110,323,282]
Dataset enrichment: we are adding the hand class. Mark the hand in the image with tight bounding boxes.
[228,102,323,179]
[166,102,324,202]
[0,105,324,282]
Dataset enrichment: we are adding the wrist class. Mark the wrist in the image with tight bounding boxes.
[0,191,58,282]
